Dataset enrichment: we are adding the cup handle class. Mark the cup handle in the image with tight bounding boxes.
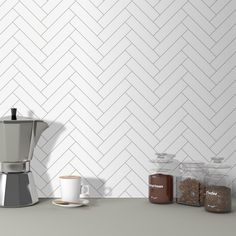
[81,185,89,198]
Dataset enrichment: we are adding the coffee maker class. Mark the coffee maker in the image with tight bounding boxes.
[0,108,48,207]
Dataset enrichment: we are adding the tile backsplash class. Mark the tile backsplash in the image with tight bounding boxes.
[0,0,235,197]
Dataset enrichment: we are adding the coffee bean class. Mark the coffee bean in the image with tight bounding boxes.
[205,185,231,213]
[149,174,173,204]
[177,178,205,206]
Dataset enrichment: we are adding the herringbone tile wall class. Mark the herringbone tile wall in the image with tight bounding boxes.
[0,0,235,197]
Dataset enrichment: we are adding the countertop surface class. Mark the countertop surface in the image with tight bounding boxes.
[0,198,235,236]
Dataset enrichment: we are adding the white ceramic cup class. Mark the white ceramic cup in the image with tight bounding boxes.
[59,176,89,202]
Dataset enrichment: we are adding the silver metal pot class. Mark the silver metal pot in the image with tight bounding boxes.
[0,109,48,207]
[0,117,48,163]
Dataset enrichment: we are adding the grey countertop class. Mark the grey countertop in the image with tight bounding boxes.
[0,198,235,236]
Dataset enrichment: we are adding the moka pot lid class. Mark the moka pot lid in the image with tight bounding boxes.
[0,116,43,123]
[0,108,44,123]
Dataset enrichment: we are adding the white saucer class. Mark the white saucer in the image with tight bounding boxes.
[52,199,89,208]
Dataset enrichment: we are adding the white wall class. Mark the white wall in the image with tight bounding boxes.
[0,0,235,197]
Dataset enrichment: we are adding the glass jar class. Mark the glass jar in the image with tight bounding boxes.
[204,157,232,213]
[176,162,205,206]
[149,153,175,204]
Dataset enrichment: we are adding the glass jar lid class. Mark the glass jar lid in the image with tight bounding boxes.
[206,157,230,170]
[180,161,205,171]
[179,162,206,180]
[150,153,175,174]
[150,153,175,164]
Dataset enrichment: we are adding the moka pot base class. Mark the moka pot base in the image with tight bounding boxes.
[0,162,38,207]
